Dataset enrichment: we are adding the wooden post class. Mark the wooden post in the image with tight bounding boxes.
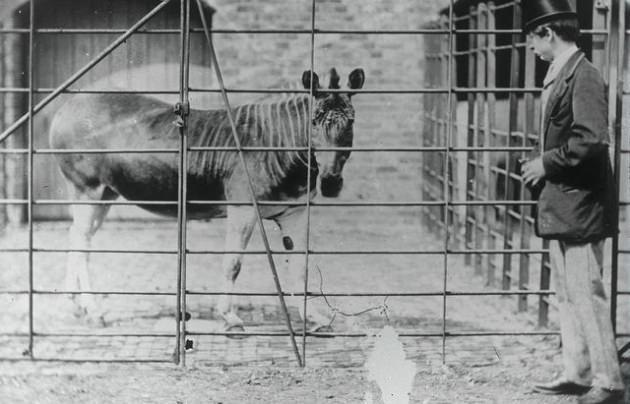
[3,13,27,227]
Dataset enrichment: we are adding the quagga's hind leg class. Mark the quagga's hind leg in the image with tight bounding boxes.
[65,183,117,323]
[275,209,333,333]
[217,206,256,333]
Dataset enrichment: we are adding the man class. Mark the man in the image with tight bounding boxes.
[520,1,625,403]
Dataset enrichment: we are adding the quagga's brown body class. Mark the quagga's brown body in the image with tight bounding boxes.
[50,68,365,331]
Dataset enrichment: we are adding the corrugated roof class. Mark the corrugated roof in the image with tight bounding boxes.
[0,0,215,24]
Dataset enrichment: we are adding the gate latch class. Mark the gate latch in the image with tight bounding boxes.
[173,102,190,128]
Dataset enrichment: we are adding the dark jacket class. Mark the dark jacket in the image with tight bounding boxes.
[534,50,617,242]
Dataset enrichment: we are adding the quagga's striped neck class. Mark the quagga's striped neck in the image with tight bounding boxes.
[190,94,315,186]
[234,93,311,149]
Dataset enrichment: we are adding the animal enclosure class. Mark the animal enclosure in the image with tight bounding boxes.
[0,0,628,369]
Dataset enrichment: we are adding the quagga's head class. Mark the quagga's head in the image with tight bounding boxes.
[302,67,365,197]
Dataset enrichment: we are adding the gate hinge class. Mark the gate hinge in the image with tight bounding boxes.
[173,102,190,128]
[595,0,609,11]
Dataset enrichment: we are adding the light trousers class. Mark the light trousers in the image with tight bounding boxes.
[549,239,623,390]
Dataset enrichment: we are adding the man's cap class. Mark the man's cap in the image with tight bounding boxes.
[522,0,577,32]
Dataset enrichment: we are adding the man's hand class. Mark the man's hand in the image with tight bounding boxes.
[521,157,545,187]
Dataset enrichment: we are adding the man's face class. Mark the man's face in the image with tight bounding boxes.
[527,27,554,62]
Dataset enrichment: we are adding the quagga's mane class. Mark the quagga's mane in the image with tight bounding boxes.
[189,93,313,185]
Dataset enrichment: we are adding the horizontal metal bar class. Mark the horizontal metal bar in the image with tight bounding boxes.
[186,290,558,297]
[2,146,451,154]
[450,146,537,152]
[454,28,607,35]
[185,330,561,338]
[189,146,449,152]
[35,148,178,154]
[0,199,541,207]
[490,1,518,11]
[0,247,549,255]
[0,27,607,35]
[0,289,557,297]
[449,249,546,254]
[0,145,550,154]
[0,88,182,94]
[0,28,454,35]
[33,199,179,206]
[0,357,171,364]
[0,87,452,95]
[0,86,548,95]
[453,87,541,93]
[0,247,179,254]
[33,290,176,296]
[451,200,537,206]
[3,200,454,208]
[34,332,174,338]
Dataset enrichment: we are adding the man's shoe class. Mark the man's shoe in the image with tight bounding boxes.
[533,378,591,395]
[577,387,625,404]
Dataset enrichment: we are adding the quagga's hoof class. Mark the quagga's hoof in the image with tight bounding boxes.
[309,324,334,337]
[224,323,248,339]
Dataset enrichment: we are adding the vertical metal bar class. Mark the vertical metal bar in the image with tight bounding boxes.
[538,242,550,327]
[301,0,317,367]
[442,0,455,364]
[486,2,497,286]
[194,0,303,367]
[464,5,477,268]
[519,27,536,313]
[175,0,191,366]
[502,2,522,291]
[608,0,625,333]
[475,4,488,278]
[537,0,550,326]
[591,0,608,77]
[27,0,35,359]
[0,21,5,232]
[4,14,26,228]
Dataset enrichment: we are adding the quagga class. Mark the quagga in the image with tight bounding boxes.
[50,67,365,332]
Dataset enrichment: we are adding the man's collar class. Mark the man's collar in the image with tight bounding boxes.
[551,44,579,71]
[544,45,579,87]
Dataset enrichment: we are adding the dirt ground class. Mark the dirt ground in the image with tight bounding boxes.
[0,201,629,402]
[0,355,628,403]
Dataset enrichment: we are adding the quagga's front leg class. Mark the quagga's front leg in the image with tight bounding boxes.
[276,208,333,333]
[217,206,256,332]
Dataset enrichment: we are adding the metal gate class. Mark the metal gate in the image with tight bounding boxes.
[422,0,629,357]
[0,0,627,367]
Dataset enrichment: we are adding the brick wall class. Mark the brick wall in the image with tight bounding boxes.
[200,0,447,203]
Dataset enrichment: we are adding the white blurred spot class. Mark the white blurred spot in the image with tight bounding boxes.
[365,325,417,404]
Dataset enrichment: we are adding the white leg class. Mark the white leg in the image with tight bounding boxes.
[276,208,332,331]
[66,185,113,319]
[217,206,256,330]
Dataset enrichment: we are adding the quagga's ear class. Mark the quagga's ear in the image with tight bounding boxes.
[302,70,320,95]
[347,68,365,96]
[328,67,340,89]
